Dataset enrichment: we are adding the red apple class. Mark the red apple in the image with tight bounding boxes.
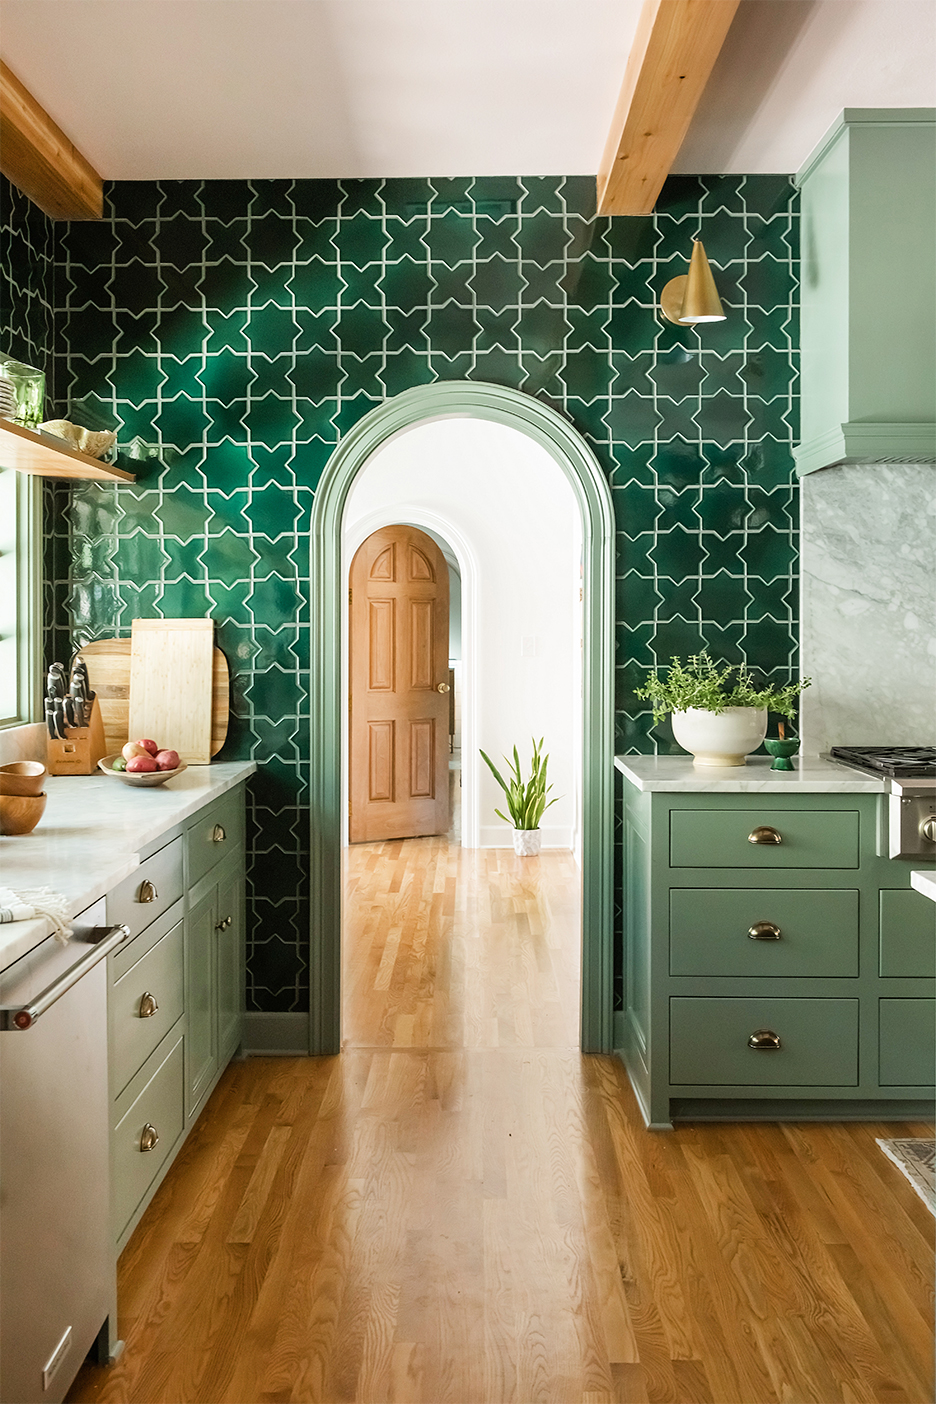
[136,738,159,756]
[155,749,180,772]
[122,740,148,762]
[126,754,158,773]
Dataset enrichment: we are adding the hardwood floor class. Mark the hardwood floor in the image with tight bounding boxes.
[69,820,934,1404]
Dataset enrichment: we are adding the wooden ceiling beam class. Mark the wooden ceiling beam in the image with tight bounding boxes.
[0,61,102,220]
[597,0,741,217]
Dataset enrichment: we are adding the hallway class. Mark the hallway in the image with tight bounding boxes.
[69,834,934,1404]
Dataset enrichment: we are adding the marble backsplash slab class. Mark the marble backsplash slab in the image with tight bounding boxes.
[800,462,936,752]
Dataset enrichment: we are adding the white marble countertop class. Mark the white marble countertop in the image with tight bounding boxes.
[0,761,255,969]
[910,870,936,904]
[614,754,890,793]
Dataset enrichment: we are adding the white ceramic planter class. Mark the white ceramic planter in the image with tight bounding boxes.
[671,706,768,767]
[512,828,542,856]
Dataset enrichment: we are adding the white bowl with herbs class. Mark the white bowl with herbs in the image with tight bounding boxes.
[636,653,810,768]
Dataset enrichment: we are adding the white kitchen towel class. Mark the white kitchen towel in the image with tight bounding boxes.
[0,887,73,943]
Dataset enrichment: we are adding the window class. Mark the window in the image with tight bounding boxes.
[0,468,41,727]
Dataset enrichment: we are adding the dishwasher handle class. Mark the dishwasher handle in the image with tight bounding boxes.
[0,924,130,1030]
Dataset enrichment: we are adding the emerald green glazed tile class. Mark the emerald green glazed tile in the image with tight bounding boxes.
[701,179,745,215]
[158,305,209,358]
[649,526,706,581]
[153,483,212,539]
[295,309,339,354]
[649,349,704,400]
[340,357,384,400]
[161,537,205,582]
[112,530,171,581]
[617,570,663,621]
[154,214,210,270]
[742,255,795,310]
[742,176,796,219]
[378,256,432,308]
[694,481,748,534]
[607,304,658,353]
[699,211,750,263]
[247,667,304,721]
[423,211,479,269]
[516,301,568,355]
[474,219,520,263]
[335,302,386,355]
[566,306,609,351]
[746,397,792,441]
[289,259,343,312]
[745,576,793,620]
[519,177,564,215]
[249,265,294,308]
[200,529,259,586]
[650,616,707,662]
[288,350,343,402]
[242,394,301,446]
[562,177,597,218]
[158,182,203,219]
[431,264,474,306]
[694,571,751,622]
[694,391,751,444]
[157,579,212,617]
[476,310,519,353]
[739,525,797,579]
[516,210,571,267]
[116,349,166,401]
[605,393,662,447]
[655,579,701,621]
[651,436,704,489]
[159,356,204,402]
[108,261,163,316]
[246,575,303,628]
[197,350,253,401]
[379,349,433,396]
[153,394,210,450]
[242,213,300,269]
[63,308,120,359]
[561,347,614,401]
[739,436,796,489]
[335,211,390,268]
[425,304,479,357]
[208,579,253,624]
[245,303,300,355]
[605,217,658,263]
[469,256,524,310]
[739,616,796,670]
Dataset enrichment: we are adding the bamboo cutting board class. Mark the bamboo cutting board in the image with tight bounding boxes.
[129,619,215,764]
[75,635,229,759]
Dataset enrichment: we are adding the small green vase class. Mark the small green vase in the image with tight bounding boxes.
[764,736,800,771]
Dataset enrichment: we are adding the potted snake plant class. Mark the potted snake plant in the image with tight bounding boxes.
[636,652,810,768]
[480,737,559,855]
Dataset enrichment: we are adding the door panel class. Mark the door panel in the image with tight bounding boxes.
[350,525,450,842]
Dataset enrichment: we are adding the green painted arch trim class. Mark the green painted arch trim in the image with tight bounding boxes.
[309,381,616,1054]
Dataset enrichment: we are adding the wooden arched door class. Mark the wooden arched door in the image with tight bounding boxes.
[348,525,450,842]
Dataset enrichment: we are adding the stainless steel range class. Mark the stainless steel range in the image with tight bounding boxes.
[828,746,936,859]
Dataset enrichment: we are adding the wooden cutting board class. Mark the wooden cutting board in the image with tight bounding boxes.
[129,619,214,764]
[75,635,229,759]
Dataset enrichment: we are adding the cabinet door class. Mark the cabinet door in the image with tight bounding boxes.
[186,886,218,1118]
[216,857,244,1064]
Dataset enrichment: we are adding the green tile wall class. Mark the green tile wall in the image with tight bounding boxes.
[4,173,800,1014]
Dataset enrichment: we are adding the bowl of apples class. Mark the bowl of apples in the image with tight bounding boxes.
[99,739,187,787]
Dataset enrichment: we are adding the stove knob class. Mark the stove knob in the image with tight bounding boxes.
[921,817,936,844]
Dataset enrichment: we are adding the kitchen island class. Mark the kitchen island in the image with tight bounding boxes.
[615,754,935,1129]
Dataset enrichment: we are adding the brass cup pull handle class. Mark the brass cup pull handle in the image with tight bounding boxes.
[215,915,233,932]
[137,879,158,903]
[140,1123,159,1152]
[436,683,450,693]
[748,1029,782,1051]
[748,826,782,846]
[138,991,159,1018]
[212,824,226,843]
[748,921,782,941]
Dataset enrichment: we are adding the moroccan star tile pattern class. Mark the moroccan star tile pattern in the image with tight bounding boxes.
[3,174,800,1013]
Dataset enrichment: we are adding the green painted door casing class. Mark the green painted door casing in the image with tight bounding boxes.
[879,889,936,977]
[669,808,859,869]
[669,888,859,977]
[879,999,936,1086]
[670,997,860,1086]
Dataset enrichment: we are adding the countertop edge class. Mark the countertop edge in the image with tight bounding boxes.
[910,870,936,903]
[614,754,888,793]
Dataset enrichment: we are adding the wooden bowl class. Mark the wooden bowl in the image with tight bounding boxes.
[98,755,188,788]
[0,760,47,796]
[0,792,47,835]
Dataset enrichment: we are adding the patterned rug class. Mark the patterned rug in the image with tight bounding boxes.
[876,1139,936,1217]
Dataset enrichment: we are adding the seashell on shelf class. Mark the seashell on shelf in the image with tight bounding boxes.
[39,420,117,460]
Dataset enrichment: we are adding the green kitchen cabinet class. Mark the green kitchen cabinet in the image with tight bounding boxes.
[617,760,936,1128]
[107,781,247,1249]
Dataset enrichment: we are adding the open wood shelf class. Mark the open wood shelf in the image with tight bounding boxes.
[0,419,135,482]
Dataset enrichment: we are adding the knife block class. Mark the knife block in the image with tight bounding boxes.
[47,697,108,775]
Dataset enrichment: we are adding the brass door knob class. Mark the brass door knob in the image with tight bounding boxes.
[748,922,782,941]
[137,879,158,903]
[140,1123,159,1152]
[212,824,226,843]
[436,683,450,693]
[215,915,233,932]
[748,1029,782,1050]
[139,991,159,1018]
[748,826,782,845]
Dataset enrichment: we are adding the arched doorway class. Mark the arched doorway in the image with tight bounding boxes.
[309,382,615,1054]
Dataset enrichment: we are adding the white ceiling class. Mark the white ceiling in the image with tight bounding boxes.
[1,0,933,182]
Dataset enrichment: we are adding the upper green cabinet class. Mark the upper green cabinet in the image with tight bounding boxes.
[794,108,936,476]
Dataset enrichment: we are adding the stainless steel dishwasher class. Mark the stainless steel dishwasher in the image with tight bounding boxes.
[0,899,128,1404]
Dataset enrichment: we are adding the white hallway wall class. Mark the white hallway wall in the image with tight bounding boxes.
[343,415,582,851]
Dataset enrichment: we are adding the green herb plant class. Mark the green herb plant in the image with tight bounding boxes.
[479,737,559,832]
[636,652,810,725]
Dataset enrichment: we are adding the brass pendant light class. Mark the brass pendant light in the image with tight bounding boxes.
[660,239,726,325]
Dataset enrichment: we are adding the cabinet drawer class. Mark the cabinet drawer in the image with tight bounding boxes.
[670,998,859,1086]
[670,889,859,977]
[111,919,184,1096]
[107,837,183,941]
[670,809,859,869]
[186,789,244,889]
[879,890,936,977]
[880,1000,935,1086]
[112,1034,184,1237]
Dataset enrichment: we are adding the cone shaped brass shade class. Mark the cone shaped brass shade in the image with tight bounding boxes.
[660,240,726,325]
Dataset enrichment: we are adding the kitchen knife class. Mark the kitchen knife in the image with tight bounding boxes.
[52,698,66,739]
[45,701,57,740]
